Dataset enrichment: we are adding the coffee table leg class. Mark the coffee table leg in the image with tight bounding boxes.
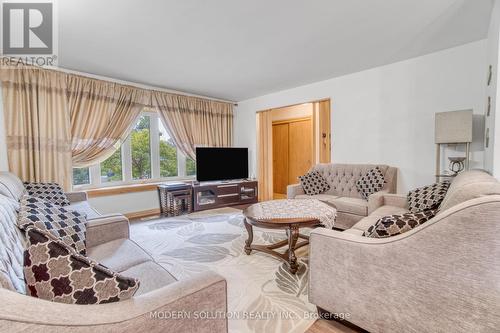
[244,218,254,255]
[287,225,299,274]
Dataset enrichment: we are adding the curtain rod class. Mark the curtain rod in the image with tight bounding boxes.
[1,57,238,106]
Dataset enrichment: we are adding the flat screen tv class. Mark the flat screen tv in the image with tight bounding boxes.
[196,147,248,182]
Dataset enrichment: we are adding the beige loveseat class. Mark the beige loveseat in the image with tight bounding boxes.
[309,170,500,332]
[287,163,398,229]
[0,172,227,332]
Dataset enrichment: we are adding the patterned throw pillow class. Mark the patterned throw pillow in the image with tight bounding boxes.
[24,227,139,304]
[299,171,331,195]
[363,209,437,238]
[356,167,386,200]
[407,181,450,213]
[24,182,71,206]
[18,195,87,255]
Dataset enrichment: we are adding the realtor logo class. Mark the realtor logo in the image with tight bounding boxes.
[2,2,53,55]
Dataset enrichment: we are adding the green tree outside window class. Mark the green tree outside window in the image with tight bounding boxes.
[132,116,152,180]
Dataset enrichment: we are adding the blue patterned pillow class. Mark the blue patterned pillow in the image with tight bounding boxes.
[24,182,71,206]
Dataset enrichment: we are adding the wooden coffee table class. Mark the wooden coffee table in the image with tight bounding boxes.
[242,199,336,274]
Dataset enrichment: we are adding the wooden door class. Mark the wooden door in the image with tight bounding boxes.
[272,123,289,195]
[288,119,313,185]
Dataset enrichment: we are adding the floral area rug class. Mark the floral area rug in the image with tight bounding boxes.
[130,207,316,333]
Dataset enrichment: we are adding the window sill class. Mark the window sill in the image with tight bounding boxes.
[82,178,195,198]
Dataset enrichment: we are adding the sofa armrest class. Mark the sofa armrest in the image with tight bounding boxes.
[65,191,88,203]
[383,193,408,208]
[0,271,228,333]
[287,183,305,198]
[85,214,130,248]
[309,196,500,332]
[367,192,407,214]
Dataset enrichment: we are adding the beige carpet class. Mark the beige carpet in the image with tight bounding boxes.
[130,207,316,333]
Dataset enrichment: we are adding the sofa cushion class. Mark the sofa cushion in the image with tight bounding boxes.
[299,171,330,195]
[0,172,26,201]
[363,209,437,238]
[343,228,364,236]
[18,195,87,255]
[351,205,409,232]
[67,201,101,219]
[355,167,385,200]
[87,239,152,272]
[295,193,339,205]
[408,181,450,213]
[23,182,71,206]
[0,195,26,293]
[121,261,176,296]
[331,197,368,216]
[24,227,139,304]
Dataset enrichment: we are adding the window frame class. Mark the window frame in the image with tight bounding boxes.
[73,111,195,190]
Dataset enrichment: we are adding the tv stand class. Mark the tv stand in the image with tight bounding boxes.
[193,179,258,212]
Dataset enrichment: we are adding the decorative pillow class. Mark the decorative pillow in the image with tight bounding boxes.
[24,227,139,304]
[17,195,87,255]
[363,209,437,238]
[23,182,71,206]
[299,171,331,195]
[356,167,385,200]
[407,181,450,213]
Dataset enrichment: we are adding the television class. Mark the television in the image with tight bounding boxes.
[196,147,248,182]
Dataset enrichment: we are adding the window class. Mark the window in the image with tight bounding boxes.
[73,168,90,186]
[100,147,122,183]
[186,157,196,176]
[159,120,178,177]
[72,112,195,188]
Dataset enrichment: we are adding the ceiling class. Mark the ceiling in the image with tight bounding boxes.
[58,0,493,102]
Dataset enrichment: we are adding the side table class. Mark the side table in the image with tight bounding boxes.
[157,183,193,217]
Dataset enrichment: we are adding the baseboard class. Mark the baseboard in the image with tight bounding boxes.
[125,208,161,220]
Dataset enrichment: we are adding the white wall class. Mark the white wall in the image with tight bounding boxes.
[88,190,159,215]
[235,40,487,193]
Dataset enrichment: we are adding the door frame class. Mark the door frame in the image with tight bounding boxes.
[256,98,331,201]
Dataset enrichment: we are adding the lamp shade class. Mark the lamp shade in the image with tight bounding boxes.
[435,110,473,144]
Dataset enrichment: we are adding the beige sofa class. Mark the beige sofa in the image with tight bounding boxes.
[0,172,227,333]
[309,170,500,332]
[287,163,398,229]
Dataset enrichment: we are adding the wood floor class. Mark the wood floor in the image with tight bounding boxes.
[273,192,287,199]
[307,319,365,333]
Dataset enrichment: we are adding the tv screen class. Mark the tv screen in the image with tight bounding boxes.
[196,147,248,182]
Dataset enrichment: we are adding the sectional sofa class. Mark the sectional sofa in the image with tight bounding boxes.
[309,170,500,332]
[0,172,227,332]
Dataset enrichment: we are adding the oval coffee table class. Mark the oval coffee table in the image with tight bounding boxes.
[243,199,336,274]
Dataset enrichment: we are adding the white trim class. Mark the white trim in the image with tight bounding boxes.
[122,135,132,183]
[73,176,196,191]
[89,165,100,186]
[150,112,160,179]
[178,151,187,177]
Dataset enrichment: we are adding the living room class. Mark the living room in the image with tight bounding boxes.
[0,1,499,333]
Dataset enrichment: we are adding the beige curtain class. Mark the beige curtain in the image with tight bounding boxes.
[67,75,150,167]
[0,66,72,190]
[152,92,233,160]
[256,110,273,201]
